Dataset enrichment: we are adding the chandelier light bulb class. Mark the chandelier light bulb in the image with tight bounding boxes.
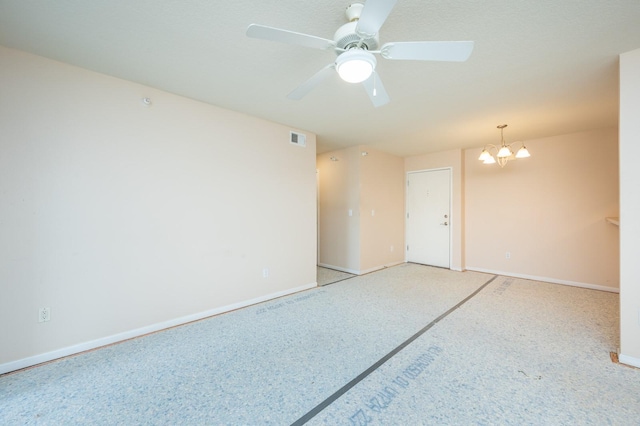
[516,146,531,158]
[478,149,491,161]
[497,146,513,158]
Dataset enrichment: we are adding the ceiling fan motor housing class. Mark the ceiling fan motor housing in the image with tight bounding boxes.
[334,20,379,51]
[334,3,379,52]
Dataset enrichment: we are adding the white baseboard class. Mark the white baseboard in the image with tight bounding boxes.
[619,353,640,369]
[318,261,405,276]
[0,282,317,375]
[317,263,360,275]
[465,267,619,293]
[359,261,405,275]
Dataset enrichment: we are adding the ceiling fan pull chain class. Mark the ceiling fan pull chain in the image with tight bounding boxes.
[373,72,377,97]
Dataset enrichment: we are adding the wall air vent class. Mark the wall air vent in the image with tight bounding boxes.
[290,131,306,147]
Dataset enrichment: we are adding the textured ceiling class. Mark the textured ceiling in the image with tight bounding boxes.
[1,0,639,156]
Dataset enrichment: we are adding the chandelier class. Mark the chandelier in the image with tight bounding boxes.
[478,124,531,167]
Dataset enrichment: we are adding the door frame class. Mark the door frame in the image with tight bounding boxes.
[405,167,453,268]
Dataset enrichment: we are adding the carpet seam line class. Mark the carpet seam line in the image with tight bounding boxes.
[290,274,499,425]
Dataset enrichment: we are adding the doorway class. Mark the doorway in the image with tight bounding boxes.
[406,169,451,268]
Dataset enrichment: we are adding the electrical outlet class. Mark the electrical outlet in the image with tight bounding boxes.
[390,245,394,252]
[263,268,269,278]
[39,307,50,323]
[505,252,511,259]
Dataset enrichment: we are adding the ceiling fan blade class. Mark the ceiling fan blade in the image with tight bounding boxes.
[287,64,336,100]
[246,24,335,50]
[355,0,398,38]
[362,72,390,108]
[380,41,474,61]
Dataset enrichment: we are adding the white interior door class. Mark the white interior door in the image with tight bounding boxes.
[406,169,451,268]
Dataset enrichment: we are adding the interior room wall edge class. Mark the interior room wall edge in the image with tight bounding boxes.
[619,47,640,361]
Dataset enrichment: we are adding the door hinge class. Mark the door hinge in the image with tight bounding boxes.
[407,245,409,251]
[407,212,409,219]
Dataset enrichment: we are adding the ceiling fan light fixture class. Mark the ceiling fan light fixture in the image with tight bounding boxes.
[335,50,376,83]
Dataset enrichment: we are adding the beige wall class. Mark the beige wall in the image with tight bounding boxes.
[317,146,404,274]
[359,149,405,272]
[619,48,640,367]
[465,128,619,290]
[0,46,317,371]
[405,150,465,270]
[317,147,361,272]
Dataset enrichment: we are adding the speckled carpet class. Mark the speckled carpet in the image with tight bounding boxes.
[1,264,637,425]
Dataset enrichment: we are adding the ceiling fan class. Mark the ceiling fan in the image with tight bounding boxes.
[246,0,474,107]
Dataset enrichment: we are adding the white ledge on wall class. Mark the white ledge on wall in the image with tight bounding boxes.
[606,217,620,226]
